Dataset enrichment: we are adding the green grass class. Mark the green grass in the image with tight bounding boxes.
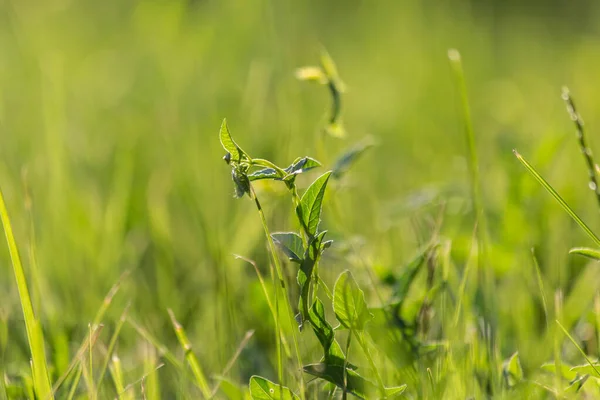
[4,0,600,398]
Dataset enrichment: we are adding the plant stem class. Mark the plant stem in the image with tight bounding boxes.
[249,185,306,398]
[562,87,600,209]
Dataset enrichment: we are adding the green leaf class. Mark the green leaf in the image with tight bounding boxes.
[220,119,247,163]
[333,270,373,330]
[571,364,600,377]
[232,168,251,198]
[540,362,577,381]
[503,352,523,387]
[303,363,376,399]
[248,168,279,182]
[569,247,600,260]
[303,364,406,399]
[297,231,328,327]
[249,376,299,400]
[384,386,408,398]
[332,140,375,179]
[296,171,332,236]
[284,157,322,175]
[564,374,589,393]
[309,298,348,367]
[271,232,304,263]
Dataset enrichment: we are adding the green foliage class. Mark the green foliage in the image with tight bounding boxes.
[296,172,332,237]
[7,4,600,399]
[333,270,373,330]
[249,376,299,400]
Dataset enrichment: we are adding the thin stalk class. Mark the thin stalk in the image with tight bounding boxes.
[556,320,600,376]
[233,255,291,357]
[448,49,496,389]
[88,324,95,400]
[47,324,103,399]
[342,331,352,400]
[65,365,83,400]
[561,87,600,209]
[0,187,53,400]
[109,355,131,400]
[96,303,131,395]
[249,185,305,397]
[514,150,600,247]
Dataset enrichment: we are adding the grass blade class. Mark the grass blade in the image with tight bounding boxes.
[96,303,131,395]
[167,309,211,398]
[0,187,53,400]
[556,320,600,377]
[514,150,600,247]
[47,324,104,399]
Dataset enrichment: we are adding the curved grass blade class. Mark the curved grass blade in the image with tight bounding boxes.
[168,309,211,398]
[0,187,53,400]
[569,247,600,260]
[556,320,600,377]
[514,150,600,247]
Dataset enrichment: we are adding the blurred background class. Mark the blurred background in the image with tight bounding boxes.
[3,0,600,397]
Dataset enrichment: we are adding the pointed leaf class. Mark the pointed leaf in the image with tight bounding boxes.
[271,232,304,263]
[296,171,332,236]
[333,270,373,330]
[220,119,247,163]
[249,376,299,400]
[384,385,408,398]
[571,364,600,377]
[303,363,376,399]
[541,362,577,381]
[284,157,322,175]
[248,168,279,182]
[332,140,375,179]
[503,352,523,387]
[309,298,349,367]
[569,247,600,261]
[564,374,589,393]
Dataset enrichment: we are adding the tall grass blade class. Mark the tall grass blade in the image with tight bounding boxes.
[448,49,497,390]
[167,309,211,398]
[556,320,600,377]
[96,303,131,395]
[47,324,103,399]
[0,187,53,399]
[514,150,600,247]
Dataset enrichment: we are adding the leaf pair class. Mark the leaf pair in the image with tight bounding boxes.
[248,157,321,183]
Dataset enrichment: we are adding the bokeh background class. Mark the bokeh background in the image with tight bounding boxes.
[3,0,600,397]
